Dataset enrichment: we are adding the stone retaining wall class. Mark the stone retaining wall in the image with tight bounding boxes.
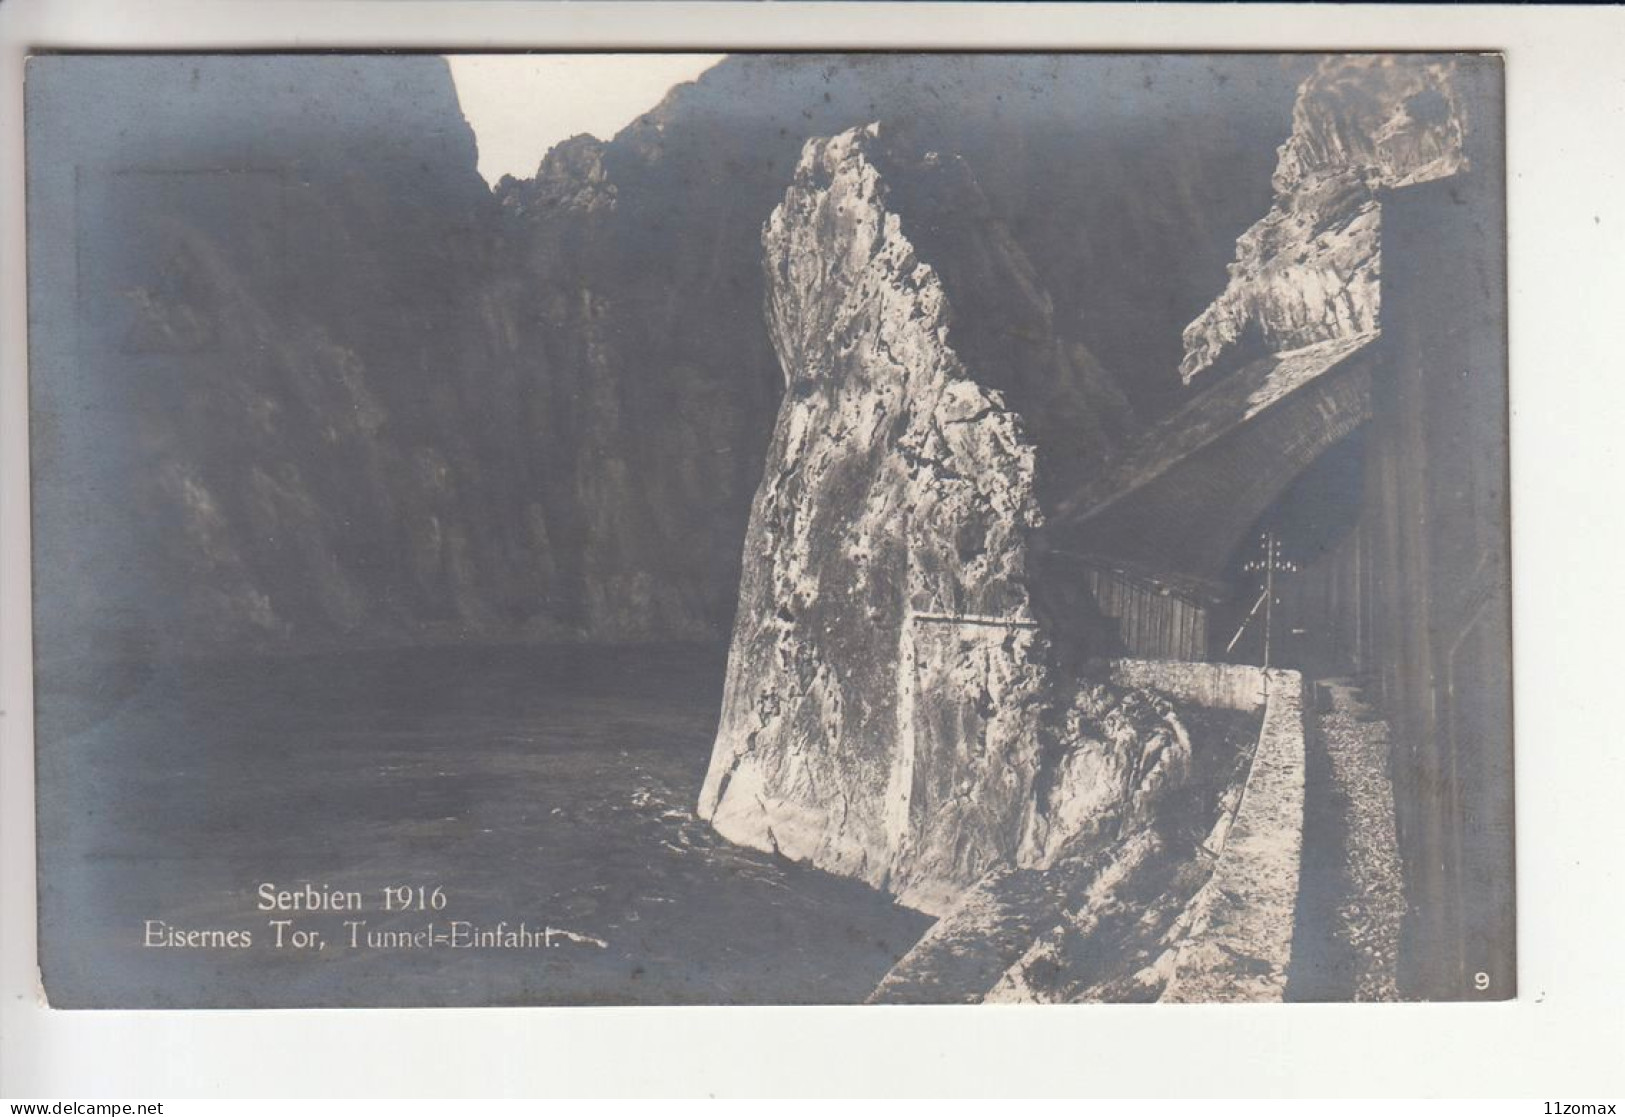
[1111,658,1271,712]
[1159,667,1307,1002]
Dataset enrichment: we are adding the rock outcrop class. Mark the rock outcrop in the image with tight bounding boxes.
[869,666,1303,1004]
[697,127,1213,914]
[494,134,618,218]
[1179,55,1473,383]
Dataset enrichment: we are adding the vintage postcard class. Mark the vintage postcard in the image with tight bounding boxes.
[26,51,1512,1008]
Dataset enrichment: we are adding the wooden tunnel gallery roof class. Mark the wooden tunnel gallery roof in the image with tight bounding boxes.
[1043,331,1379,587]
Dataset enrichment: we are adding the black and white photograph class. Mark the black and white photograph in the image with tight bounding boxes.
[26,49,1513,1010]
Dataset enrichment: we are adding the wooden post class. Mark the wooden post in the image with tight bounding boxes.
[1263,529,1275,670]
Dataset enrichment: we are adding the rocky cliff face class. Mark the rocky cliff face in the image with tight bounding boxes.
[695,55,1472,931]
[697,127,1205,913]
[32,56,775,662]
[1179,56,1473,383]
[33,54,1308,666]
[30,56,539,661]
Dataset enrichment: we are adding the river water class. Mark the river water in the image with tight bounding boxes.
[35,643,933,1007]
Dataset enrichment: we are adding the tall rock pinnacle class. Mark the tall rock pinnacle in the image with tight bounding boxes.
[697,125,1193,915]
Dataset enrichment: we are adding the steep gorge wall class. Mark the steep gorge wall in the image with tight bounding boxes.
[1179,55,1474,383]
[32,54,1306,666]
[32,56,768,663]
[30,56,541,664]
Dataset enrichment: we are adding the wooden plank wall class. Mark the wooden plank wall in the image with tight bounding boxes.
[1081,564,1208,661]
[1290,162,1512,1002]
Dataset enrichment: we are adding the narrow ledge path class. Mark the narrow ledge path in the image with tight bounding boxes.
[1287,677,1405,1002]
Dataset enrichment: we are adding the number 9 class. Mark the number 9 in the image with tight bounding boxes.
[1474,971,1490,991]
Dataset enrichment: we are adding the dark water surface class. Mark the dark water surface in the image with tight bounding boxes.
[36,643,933,1007]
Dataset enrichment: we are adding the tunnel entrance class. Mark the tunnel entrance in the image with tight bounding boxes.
[1211,425,1368,675]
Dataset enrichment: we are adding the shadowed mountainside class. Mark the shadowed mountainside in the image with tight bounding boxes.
[30,53,1308,669]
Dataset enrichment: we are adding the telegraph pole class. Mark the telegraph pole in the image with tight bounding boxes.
[1231,529,1297,668]
[1263,529,1274,670]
